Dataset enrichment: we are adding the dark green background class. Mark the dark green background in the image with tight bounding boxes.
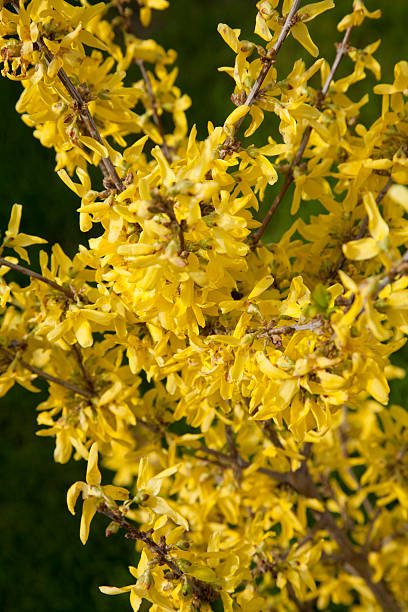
[1,2,408,611]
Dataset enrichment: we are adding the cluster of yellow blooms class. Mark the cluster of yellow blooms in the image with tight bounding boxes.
[1,0,408,610]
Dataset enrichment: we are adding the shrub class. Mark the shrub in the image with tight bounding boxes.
[1,1,408,610]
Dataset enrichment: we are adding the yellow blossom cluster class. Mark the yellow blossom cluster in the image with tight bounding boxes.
[1,1,408,611]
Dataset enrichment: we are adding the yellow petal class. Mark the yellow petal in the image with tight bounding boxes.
[136,457,150,491]
[73,316,93,348]
[247,275,274,300]
[217,23,241,53]
[149,464,181,482]
[80,497,98,544]
[79,136,108,159]
[130,590,142,611]
[86,442,101,486]
[7,203,22,236]
[255,351,291,379]
[66,481,85,515]
[342,237,379,260]
[99,585,134,595]
[298,1,334,22]
[363,192,389,241]
[224,104,250,127]
[187,565,217,582]
[291,22,318,57]
[244,105,264,137]
[102,485,129,501]
[388,184,408,211]
[255,12,272,41]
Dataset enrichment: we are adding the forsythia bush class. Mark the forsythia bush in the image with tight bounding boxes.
[1,0,408,610]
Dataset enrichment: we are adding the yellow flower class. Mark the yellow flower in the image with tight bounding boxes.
[66,443,129,544]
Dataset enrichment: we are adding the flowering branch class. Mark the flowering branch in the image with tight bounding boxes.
[0,256,77,301]
[42,44,124,193]
[71,343,96,396]
[6,2,124,192]
[97,503,220,604]
[136,59,172,163]
[219,0,302,158]
[0,345,92,398]
[251,26,353,246]
[196,432,401,612]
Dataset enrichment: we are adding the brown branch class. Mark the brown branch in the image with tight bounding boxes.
[0,256,77,301]
[7,1,124,192]
[250,26,353,246]
[258,317,325,340]
[255,424,400,611]
[338,407,374,516]
[219,0,302,158]
[44,47,124,193]
[136,59,172,162]
[0,346,92,399]
[193,433,400,611]
[286,582,316,611]
[149,192,186,254]
[372,249,408,299]
[260,419,285,449]
[72,343,96,395]
[98,504,219,604]
[317,510,402,612]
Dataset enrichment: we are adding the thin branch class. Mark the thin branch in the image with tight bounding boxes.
[0,346,92,399]
[196,445,293,487]
[338,407,374,516]
[372,250,408,299]
[0,256,77,301]
[246,0,302,106]
[136,59,172,162]
[219,0,302,158]
[317,509,402,612]
[258,317,325,339]
[98,504,219,604]
[149,192,186,254]
[44,46,124,192]
[7,1,124,192]
[251,26,353,246]
[72,343,96,395]
[259,419,285,449]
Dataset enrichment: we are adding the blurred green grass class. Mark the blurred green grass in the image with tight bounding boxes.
[1,2,408,611]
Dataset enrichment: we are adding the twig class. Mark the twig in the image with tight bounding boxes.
[136,59,172,162]
[250,26,353,246]
[0,256,77,301]
[7,1,124,192]
[286,582,315,611]
[372,250,408,299]
[259,419,284,449]
[338,407,374,516]
[149,192,185,254]
[225,424,244,482]
[219,0,302,158]
[98,504,219,604]
[317,509,402,612]
[258,318,325,339]
[0,346,92,399]
[43,45,124,192]
[72,343,95,395]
